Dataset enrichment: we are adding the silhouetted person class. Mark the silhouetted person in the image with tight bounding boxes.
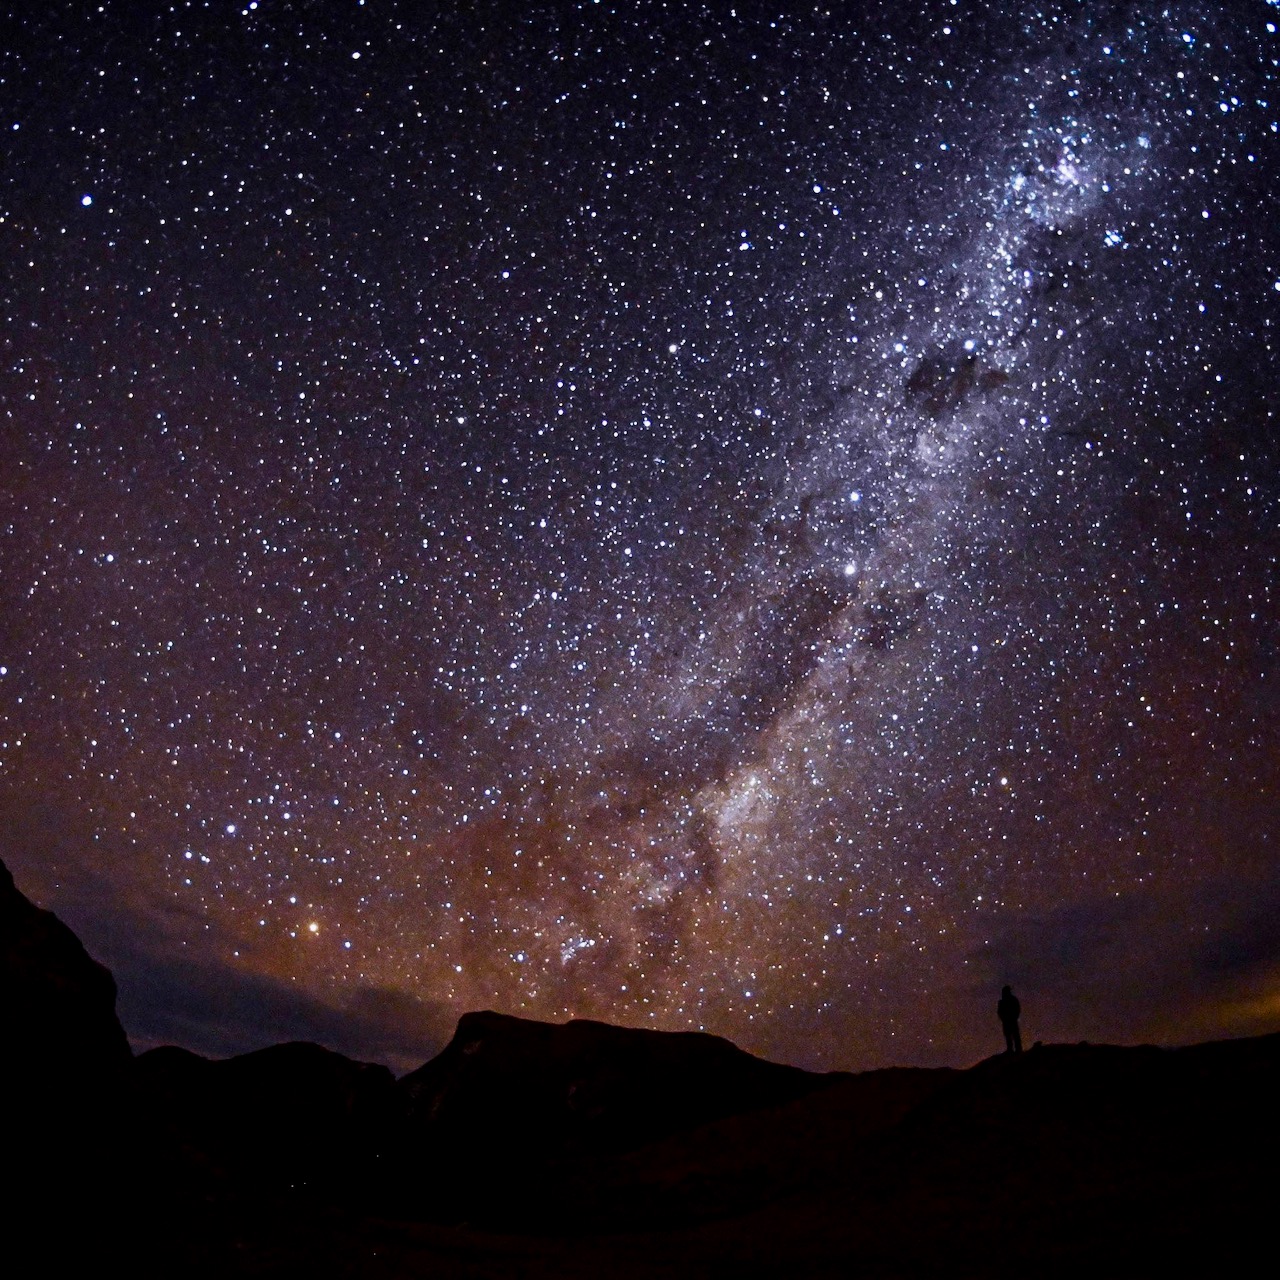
[997,985,1022,1054]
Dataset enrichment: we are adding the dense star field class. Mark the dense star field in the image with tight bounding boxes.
[1,1,1277,1073]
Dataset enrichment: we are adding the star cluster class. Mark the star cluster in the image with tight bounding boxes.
[1,1,1277,1071]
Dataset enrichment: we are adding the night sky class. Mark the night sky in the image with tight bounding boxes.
[2,0,1277,1075]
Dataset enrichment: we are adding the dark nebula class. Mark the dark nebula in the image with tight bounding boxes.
[1,1,1277,1072]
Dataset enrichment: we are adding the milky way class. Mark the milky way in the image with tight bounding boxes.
[2,1,1277,1072]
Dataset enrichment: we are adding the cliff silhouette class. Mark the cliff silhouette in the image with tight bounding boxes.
[2,856,1276,1277]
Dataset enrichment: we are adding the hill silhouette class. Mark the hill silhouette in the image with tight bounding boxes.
[2,856,1276,1276]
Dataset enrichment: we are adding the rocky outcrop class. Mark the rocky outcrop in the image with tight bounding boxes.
[400,1009,839,1166]
[0,856,131,1082]
[0,858,139,1269]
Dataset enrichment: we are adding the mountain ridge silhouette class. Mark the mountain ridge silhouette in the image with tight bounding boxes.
[2,855,1275,1276]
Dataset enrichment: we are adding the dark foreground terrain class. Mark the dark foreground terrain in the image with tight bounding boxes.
[4,855,1276,1277]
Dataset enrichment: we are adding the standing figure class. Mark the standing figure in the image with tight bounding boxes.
[997,985,1022,1054]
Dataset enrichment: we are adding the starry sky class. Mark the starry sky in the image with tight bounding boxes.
[2,0,1278,1075]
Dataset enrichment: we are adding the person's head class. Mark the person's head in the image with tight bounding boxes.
[1001,985,1012,995]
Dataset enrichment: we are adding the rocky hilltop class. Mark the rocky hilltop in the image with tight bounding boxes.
[402,1007,834,1153]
